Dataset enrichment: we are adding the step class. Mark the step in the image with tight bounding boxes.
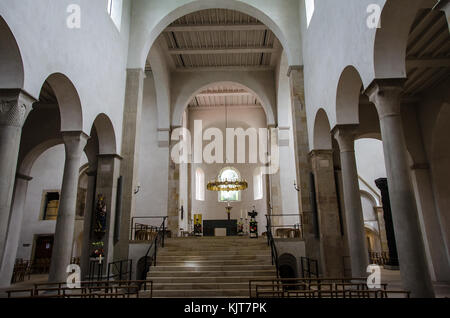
[148,276,276,284]
[149,264,274,272]
[157,254,271,262]
[158,250,270,256]
[149,289,252,298]
[148,269,277,278]
[155,259,272,266]
[152,282,250,290]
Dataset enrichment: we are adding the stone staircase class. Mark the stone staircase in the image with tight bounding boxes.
[146,236,277,298]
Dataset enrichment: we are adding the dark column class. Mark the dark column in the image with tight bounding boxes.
[375,178,399,268]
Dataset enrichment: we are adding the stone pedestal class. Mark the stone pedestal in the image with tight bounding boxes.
[310,150,345,277]
[0,89,35,263]
[333,125,369,277]
[48,131,88,283]
[375,178,399,269]
[367,79,434,298]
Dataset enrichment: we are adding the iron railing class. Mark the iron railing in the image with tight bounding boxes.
[265,214,280,279]
[139,217,167,281]
[107,259,133,281]
[300,256,319,278]
[130,216,169,241]
[266,213,303,239]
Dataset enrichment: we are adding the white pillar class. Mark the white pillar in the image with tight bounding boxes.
[367,79,434,298]
[333,125,369,277]
[48,131,88,283]
[0,173,32,287]
[0,89,35,263]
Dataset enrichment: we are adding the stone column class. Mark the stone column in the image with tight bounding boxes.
[0,89,35,263]
[375,178,399,268]
[48,131,88,283]
[410,164,450,282]
[80,169,97,280]
[167,130,180,235]
[288,67,318,259]
[95,154,121,267]
[333,125,369,277]
[115,69,145,261]
[310,150,345,277]
[375,206,389,255]
[0,173,32,287]
[367,79,434,298]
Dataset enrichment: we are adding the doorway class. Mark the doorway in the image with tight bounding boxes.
[32,235,54,273]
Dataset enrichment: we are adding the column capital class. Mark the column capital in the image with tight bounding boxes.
[0,89,36,128]
[16,173,33,181]
[97,153,123,161]
[375,177,388,191]
[365,78,406,118]
[62,131,89,159]
[332,124,359,153]
[287,65,304,77]
[410,163,430,170]
[309,149,333,158]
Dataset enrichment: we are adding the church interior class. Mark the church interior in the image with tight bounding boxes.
[0,0,449,300]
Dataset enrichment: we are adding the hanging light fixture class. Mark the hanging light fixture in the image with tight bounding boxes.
[207,102,248,193]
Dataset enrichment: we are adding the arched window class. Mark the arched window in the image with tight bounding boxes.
[196,168,205,201]
[305,0,315,28]
[107,0,123,30]
[253,167,263,200]
[218,167,241,202]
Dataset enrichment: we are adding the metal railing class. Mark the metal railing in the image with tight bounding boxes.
[130,216,169,241]
[265,214,280,279]
[300,256,319,278]
[139,217,167,281]
[266,214,303,239]
[107,259,133,281]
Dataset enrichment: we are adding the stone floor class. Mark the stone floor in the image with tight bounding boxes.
[1,263,449,298]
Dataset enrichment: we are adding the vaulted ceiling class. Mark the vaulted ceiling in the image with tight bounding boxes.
[156,9,282,72]
[188,83,261,109]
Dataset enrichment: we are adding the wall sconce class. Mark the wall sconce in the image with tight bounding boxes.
[294,181,300,192]
[134,183,141,195]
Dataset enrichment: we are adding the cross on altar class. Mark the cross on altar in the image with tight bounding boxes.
[98,254,103,264]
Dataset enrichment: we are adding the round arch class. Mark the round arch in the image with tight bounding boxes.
[0,16,24,88]
[373,0,434,79]
[131,0,299,70]
[45,73,83,132]
[18,139,63,176]
[172,79,275,127]
[92,113,117,155]
[313,108,332,150]
[336,65,363,125]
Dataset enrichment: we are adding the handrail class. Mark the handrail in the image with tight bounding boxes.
[265,214,280,279]
[140,216,167,280]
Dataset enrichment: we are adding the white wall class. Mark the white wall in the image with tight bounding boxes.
[0,0,131,149]
[17,145,88,260]
[355,138,386,199]
[134,73,169,223]
[188,106,268,234]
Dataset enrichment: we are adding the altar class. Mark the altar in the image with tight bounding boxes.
[203,220,237,236]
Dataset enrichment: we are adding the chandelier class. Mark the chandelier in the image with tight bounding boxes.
[206,102,248,193]
[207,178,248,192]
